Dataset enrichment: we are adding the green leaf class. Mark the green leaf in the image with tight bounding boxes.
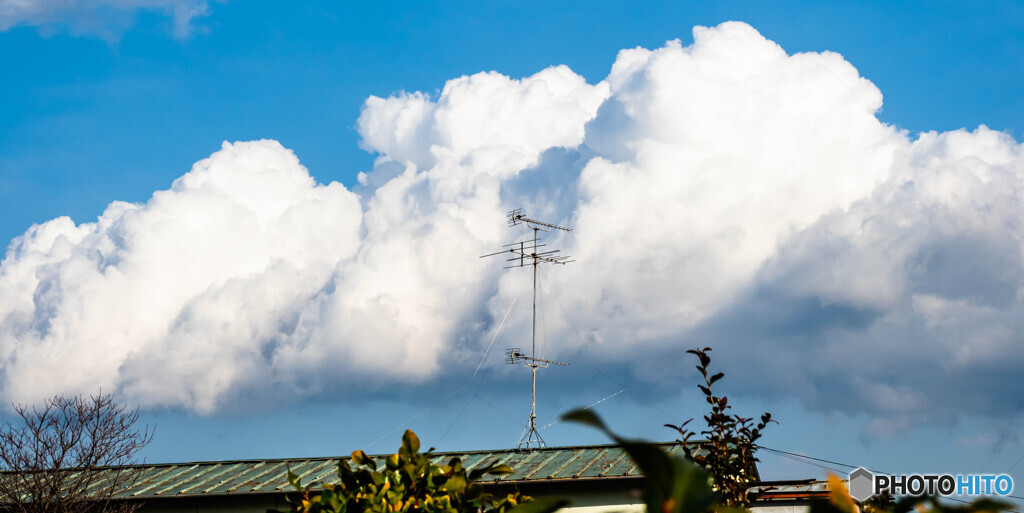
[667,454,717,513]
[443,474,468,493]
[286,468,303,491]
[402,429,421,455]
[563,408,716,513]
[487,464,514,475]
[351,450,374,469]
[470,462,514,481]
[560,409,609,432]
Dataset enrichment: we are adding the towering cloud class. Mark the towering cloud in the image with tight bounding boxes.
[1,22,1022,431]
[0,141,363,412]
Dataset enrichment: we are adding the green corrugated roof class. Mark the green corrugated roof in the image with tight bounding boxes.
[95,442,693,499]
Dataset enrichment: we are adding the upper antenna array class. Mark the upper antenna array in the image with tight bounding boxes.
[505,348,570,367]
[507,208,572,231]
[481,209,573,450]
[481,209,574,269]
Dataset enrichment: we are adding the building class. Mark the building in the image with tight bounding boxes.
[85,442,827,513]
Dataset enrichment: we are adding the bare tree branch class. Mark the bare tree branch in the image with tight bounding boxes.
[0,393,153,513]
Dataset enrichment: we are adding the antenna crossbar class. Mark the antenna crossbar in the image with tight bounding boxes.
[503,241,546,248]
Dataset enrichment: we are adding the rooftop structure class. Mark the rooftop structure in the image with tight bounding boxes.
[81,442,697,501]
[3,441,827,513]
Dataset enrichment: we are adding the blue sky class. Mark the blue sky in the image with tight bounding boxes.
[4,1,1022,249]
[2,0,1024,505]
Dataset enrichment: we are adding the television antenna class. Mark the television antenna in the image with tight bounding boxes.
[481,208,573,449]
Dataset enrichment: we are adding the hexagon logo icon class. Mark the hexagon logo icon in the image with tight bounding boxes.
[849,467,875,501]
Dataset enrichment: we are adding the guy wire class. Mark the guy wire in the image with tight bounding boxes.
[544,272,680,423]
[539,387,628,431]
[368,270,531,451]
[364,383,470,452]
[474,276,529,378]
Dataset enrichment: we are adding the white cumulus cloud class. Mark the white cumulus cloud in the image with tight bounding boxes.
[0,140,363,412]
[2,22,1023,433]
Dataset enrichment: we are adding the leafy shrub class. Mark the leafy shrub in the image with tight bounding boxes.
[568,409,1013,513]
[568,347,1012,513]
[272,429,566,513]
[665,348,773,507]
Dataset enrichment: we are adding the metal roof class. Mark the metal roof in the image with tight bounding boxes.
[96,442,694,500]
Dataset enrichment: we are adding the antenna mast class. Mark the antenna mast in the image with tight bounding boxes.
[481,208,573,449]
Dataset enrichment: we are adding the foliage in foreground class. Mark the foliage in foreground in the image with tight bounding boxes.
[272,429,568,513]
[665,347,774,507]
[566,346,1012,513]
[564,408,717,513]
[277,345,1012,513]
[566,408,1014,513]
[0,392,153,513]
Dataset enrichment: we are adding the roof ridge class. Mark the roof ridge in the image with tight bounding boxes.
[99,440,692,469]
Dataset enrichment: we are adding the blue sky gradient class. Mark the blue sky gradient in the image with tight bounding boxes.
[4,1,1023,246]
[2,1,1024,504]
